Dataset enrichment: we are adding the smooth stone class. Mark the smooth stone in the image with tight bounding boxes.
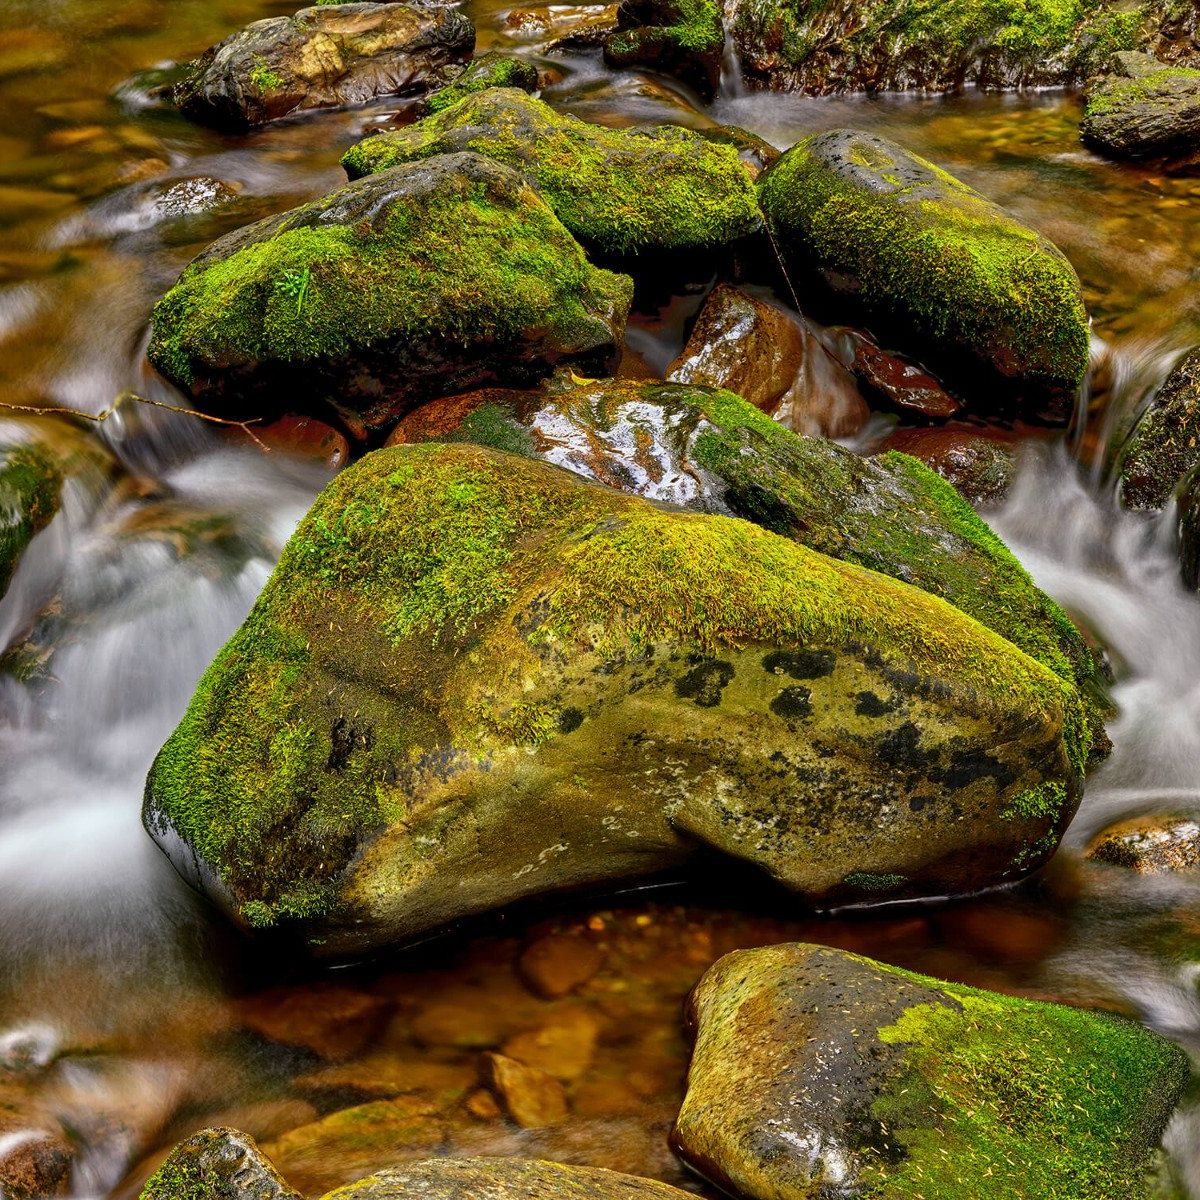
[830,327,961,419]
[485,1053,569,1127]
[519,933,606,998]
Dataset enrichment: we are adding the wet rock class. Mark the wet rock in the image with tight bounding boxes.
[758,130,1090,416]
[0,441,62,598]
[1118,346,1200,510]
[502,1008,601,1080]
[830,328,961,420]
[147,153,631,436]
[411,1001,506,1049]
[0,1129,71,1200]
[293,1053,476,1103]
[322,1158,697,1200]
[1086,814,1200,873]
[341,90,761,257]
[876,426,1017,508]
[150,177,239,222]
[666,284,868,437]
[1082,52,1200,162]
[145,441,1085,955]
[519,933,605,998]
[602,0,724,98]
[232,984,390,1061]
[486,1053,568,1126]
[173,4,474,130]
[674,943,1190,1200]
[390,375,1104,735]
[522,4,621,52]
[241,416,349,471]
[724,0,1197,95]
[425,52,538,114]
[140,1127,300,1200]
[1176,459,1200,589]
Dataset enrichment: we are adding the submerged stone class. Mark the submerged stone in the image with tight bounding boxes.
[173,4,474,129]
[391,374,1104,752]
[758,130,1090,416]
[145,441,1083,955]
[146,153,631,436]
[674,943,1190,1200]
[0,442,62,599]
[602,0,724,98]
[424,52,538,114]
[341,89,762,257]
[1082,51,1200,161]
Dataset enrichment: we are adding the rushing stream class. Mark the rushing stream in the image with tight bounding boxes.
[2,0,1200,1196]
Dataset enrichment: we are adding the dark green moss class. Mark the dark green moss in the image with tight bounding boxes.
[341,90,762,257]
[0,442,63,597]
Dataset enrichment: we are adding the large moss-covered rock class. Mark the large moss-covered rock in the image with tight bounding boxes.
[144,442,1083,955]
[602,0,725,98]
[390,375,1104,749]
[675,943,1190,1200]
[173,3,474,129]
[1118,345,1200,510]
[725,0,1198,94]
[0,442,62,599]
[146,154,632,436]
[1082,51,1200,160]
[341,90,761,257]
[758,130,1090,415]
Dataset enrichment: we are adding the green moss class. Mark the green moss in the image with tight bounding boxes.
[426,53,538,114]
[842,870,906,890]
[759,131,1089,394]
[140,1157,208,1200]
[868,973,1191,1198]
[1003,777,1068,822]
[248,57,283,92]
[341,90,762,256]
[0,442,63,596]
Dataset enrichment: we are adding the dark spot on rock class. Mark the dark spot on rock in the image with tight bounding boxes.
[855,690,894,717]
[558,706,583,734]
[770,684,813,719]
[675,658,735,707]
[762,649,836,679]
[931,748,1017,790]
[876,721,927,768]
[326,717,373,772]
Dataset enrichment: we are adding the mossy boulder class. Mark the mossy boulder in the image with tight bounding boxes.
[758,130,1090,415]
[876,425,1017,508]
[674,943,1191,1200]
[1082,51,1200,160]
[725,0,1197,94]
[390,374,1105,756]
[1118,345,1200,510]
[172,3,474,129]
[602,0,725,98]
[146,153,632,436]
[145,442,1083,955]
[0,442,63,599]
[341,89,762,257]
[141,1128,300,1200]
[425,52,538,114]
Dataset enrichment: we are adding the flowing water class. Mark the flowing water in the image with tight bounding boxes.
[2,0,1200,1196]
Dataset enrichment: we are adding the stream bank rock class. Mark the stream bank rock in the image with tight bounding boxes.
[1082,52,1200,161]
[144,442,1084,955]
[758,130,1090,417]
[602,0,724,98]
[146,153,631,436]
[725,0,1199,94]
[173,4,474,129]
[675,943,1190,1200]
[389,374,1104,747]
[341,89,761,257]
[0,442,62,598]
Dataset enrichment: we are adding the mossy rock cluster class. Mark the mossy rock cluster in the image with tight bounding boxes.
[146,153,632,435]
[602,0,725,98]
[758,129,1090,415]
[341,89,762,257]
[675,943,1191,1199]
[1082,51,1200,160]
[392,373,1105,759]
[725,0,1197,94]
[143,441,1083,955]
[173,3,474,129]
[424,52,539,114]
[0,442,63,599]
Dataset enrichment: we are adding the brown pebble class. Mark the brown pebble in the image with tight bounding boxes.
[501,1008,600,1081]
[518,933,605,998]
[485,1052,568,1127]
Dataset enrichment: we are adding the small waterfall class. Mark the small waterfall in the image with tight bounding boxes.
[718,29,745,99]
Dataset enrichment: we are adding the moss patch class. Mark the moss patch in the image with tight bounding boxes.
[0,442,63,597]
[426,52,538,113]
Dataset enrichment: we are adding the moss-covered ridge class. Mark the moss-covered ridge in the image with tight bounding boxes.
[341,89,762,257]
[0,442,63,598]
[393,375,1102,767]
[147,152,632,433]
[145,442,1082,952]
[758,129,1090,409]
[677,942,1190,1200]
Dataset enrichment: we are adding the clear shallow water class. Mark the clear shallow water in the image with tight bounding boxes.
[1,1,1200,1195]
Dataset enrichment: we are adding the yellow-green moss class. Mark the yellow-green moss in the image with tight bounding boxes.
[426,53,538,114]
[0,442,63,596]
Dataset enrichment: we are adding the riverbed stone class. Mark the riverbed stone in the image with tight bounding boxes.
[1119,346,1200,510]
[140,1127,300,1200]
[725,0,1198,94]
[876,426,1017,507]
[602,0,724,98]
[485,1053,568,1126]
[1082,51,1200,161]
[173,3,474,130]
[144,441,1085,955]
[1086,814,1200,873]
[0,441,62,599]
[758,130,1090,415]
[674,943,1191,1200]
[389,374,1104,747]
[146,153,632,436]
[424,52,538,114]
[665,284,868,437]
[340,89,761,257]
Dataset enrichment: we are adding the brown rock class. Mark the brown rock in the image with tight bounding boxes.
[667,284,868,438]
[876,426,1018,508]
[410,1001,506,1050]
[0,1128,71,1200]
[232,984,390,1062]
[486,1053,569,1127]
[1086,814,1200,873]
[293,1052,476,1101]
[831,328,960,419]
[246,416,349,470]
[502,1008,601,1081]
[519,933,605,998]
